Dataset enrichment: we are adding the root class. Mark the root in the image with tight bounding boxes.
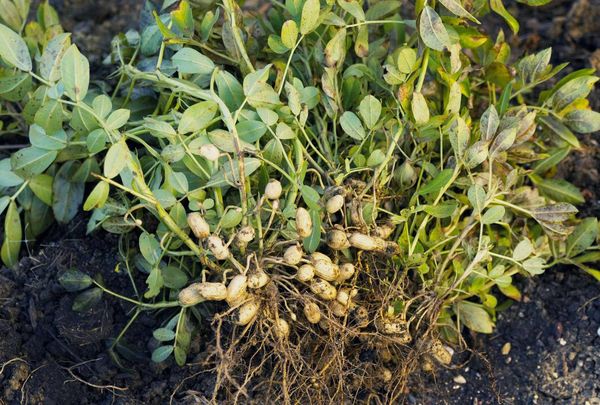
[188,252,453,404]
[62,359,128,394]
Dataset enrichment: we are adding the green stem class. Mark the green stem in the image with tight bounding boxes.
[415,48,430,93]
[93,280,180,309]
[278,35,305,95]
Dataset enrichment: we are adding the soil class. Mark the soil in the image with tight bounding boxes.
[1,0,599,404]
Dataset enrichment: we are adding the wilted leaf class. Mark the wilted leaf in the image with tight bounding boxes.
[454,301,493,333]
[59,268,93,292]
[72,287,102,312]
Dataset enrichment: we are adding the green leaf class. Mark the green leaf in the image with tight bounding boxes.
[0,197,9,216]
[52,164,84,223]
[411,92,430,125]
[72,287,102,312]
[216,70,244,111]
[29,125,67,151]
[172,47,215,75]
[275,122,296,140]
[512,239,533,261]
[419,6,450,51]
[530,175,584,205]
[205,157,261,188]
[566,218,598,257]
[522,257,545,275]
[83,181,110,211]
[0,159,24,187]
[301,185,321,210]
[268,35,289,54]
[564,109,600,134]
[424,201,458,218]
[480,105,499,141]
[281,20,299,48]
[340,111,366,140]
[140,232,162,265]
[60,44,89,102]
[0,23,31,71]
[481,205,505,224]
[396,47,417,74]
[358,95,382,130]
[208,129,256,153]
[29,174,53,205]
[40,32,71,82]
[11,147,57,178]
[145,265,164,298]
[257,107,279,126]
[367,149,386,167]
[104,140,130,179]
[337,0,365,21]
[144,118,177,139]
[300,0,320,35]
[162,265,189,289]
[221,208,243,229]
[92,95,112,119]
[454,301,493,333]
[86,129,108,154]
[105,109,130,131]
[447,116,469,158]
[179,101,219,134]
[418,168,453,196]
[438,0,479,23]
[34,99,64,134]
[538,116,580,148]
[533,149,570,178]
[549,75,598,111]
[490,0,519,34]
[1,201,21,268]
[153,328,176,342]
[0,71,32,101]
[237,120,267,143]
[58,268,93,292]
[151,345,173,363]
[167,171,188,194]
[467,184,486,214]
[489,127,516,159]
[303,208,321,253]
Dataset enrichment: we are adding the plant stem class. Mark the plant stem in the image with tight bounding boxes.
[415,48,430,93]
[93,280,180,309]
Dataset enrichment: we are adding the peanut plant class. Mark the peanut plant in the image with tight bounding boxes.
[1,0,599,401]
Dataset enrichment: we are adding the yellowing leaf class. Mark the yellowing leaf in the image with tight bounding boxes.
[419,6,450,51]
[300,0,320,35]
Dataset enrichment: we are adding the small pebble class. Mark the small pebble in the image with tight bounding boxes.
[558,338,567,346]
[453,375,466,384]
[501,342,511,355]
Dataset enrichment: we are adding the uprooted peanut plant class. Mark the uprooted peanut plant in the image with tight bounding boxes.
[1,0,600,401]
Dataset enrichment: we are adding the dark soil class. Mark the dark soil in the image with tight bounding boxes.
[1,0,599,404]
[0,216,218,404]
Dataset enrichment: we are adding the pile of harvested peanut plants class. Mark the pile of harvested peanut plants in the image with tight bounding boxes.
[1,0,599,401]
